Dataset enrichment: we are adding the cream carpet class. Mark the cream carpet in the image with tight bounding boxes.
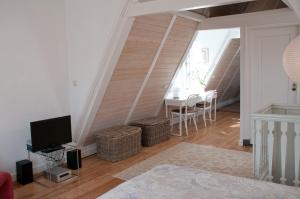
[114,142,253,180]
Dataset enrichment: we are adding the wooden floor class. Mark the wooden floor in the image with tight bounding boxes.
[14,111,251,199]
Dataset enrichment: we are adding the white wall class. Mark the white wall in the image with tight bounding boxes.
[65,0,128,141]
[0,0,128,173]
[0,0,69,173]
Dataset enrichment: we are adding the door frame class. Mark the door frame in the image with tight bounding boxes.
[197,10,300,145]
[243,25,299,144]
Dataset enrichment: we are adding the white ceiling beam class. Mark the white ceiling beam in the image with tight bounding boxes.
[174,11,206,22]
[281,0,292,8]
[199,8,300,30]
[127,0,255,17]
[283,0,300,19]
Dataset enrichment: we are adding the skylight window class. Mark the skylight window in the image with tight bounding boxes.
[167,28,240,97]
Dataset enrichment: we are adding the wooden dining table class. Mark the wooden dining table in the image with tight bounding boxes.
[165,93,206,136]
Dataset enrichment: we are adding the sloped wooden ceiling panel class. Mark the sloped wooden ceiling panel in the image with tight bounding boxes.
[206,38,240,93]
[221,68,240,101]
[130,17,199,121]
[87,14,173,143]
[216,49,240,101]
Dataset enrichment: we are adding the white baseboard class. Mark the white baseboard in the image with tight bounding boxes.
[81,143,97,158]
[239,139,244,146]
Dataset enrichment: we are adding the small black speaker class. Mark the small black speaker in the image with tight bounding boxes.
[243,139,253,147]
[16,159,33,185]
[67,149,82,170]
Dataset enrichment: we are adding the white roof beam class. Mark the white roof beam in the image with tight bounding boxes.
[127,0,255,17]
[175,11,206,22]
[282,0,300,19]
[199,8,300,30]
[281,0,292,9]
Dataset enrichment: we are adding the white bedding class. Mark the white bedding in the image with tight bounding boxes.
[98,164,300,199]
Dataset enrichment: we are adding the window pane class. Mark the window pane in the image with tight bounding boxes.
[168,28,240,98]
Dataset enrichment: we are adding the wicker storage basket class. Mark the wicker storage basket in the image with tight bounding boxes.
[95,125,142,162]
[130,117,170,147]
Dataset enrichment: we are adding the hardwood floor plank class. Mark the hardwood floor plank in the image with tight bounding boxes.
[14,111,250,198]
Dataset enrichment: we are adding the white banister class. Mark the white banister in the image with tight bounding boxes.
[252,104,300,187]
[263,123,268,172]
[255,120,262,177]
[267,121,274,182]
[252,119,256,176]
[294,123,300,187]
[280,122,288,185]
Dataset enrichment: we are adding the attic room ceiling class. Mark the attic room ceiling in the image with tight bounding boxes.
[191,0,288,18]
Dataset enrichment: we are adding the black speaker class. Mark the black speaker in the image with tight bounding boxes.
[243,139,253,147]
[16,159,33,185]
[67,149,82,170]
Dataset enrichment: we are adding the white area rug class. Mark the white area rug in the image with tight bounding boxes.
[100,165,300,199]
[114,142,253,180]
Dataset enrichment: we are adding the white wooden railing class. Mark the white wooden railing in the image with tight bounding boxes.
[252,104,300,187]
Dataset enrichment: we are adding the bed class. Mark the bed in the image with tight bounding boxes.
[98,164,300,199]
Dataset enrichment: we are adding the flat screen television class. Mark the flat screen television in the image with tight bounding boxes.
[30,115,72,152]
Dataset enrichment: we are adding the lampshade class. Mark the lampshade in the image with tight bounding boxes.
[283,35,300,83]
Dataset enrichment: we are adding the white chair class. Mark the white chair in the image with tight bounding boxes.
[196,91,216,127]
[170,94,199,136]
